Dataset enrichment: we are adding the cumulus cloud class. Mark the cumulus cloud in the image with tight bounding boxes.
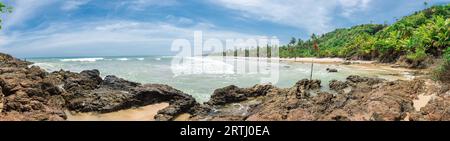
[61,0,91,11]
[165,15,194,25]
[0,20,261,56]
[0,0,383,57]
[117,0,179,11]
[210,0,372,34]
[3,0,55,28]
[338,0,371,17]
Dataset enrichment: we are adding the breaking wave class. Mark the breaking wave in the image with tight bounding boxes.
[117,58,129,61]
[60,58,104,62]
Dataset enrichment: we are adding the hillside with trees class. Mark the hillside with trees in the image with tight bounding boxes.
[280,4,448,64]
[279,4,449,81]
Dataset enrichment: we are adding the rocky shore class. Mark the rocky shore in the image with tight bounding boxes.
[0,52,449,121]
[0,53,197,121]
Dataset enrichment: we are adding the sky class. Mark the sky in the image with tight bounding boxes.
[0,0,448,58]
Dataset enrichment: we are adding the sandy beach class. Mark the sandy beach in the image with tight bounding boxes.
[279,57,375,64]
[211,56,375,64]
[65,103,170,121]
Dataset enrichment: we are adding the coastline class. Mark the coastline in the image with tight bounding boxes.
[279,57,374,64]
[205,55,418,81]
[208,56,374,64]
[1,52,449,121]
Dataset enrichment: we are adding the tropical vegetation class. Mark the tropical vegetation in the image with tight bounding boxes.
[279,4,449,65]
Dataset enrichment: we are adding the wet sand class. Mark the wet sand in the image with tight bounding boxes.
[65,103,169,121]
[413,94,434,111]
[344,63,419,80]
[221,56,375,64]
[226,56,374,64]
[280,57,374,64]
[173,113,192,121]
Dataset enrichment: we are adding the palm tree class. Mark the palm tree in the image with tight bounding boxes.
[289,37,297,46]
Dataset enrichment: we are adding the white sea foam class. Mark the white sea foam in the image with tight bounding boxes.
[60,58,104,62]
[30,63,58,72]
[137,58,145,61]
[171,57,234,76]
[155,58,161,61]
[117,58,129,61]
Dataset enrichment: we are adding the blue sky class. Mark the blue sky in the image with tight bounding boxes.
[0,0,448,57]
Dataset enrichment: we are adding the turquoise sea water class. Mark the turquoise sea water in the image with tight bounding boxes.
[29,56,403,102]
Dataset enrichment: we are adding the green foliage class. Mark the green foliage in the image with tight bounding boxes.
[279,4,449,65]
[444,47,450,62]
[289,37,297,46]
[279,24,386,58]
[433,47,450,82]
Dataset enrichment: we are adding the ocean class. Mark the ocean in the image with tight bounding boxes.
[29,56,405,102]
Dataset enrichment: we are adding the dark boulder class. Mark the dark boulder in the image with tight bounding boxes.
[206,85,246,105]
[326,68,338,73]
[287,79,321,99]
[206,84,275,106]
[132,84,198,121]
[101,75,141,91]
[66,88,133,113]
[329,80,348,91]
[347,75,385,85]
[63,69,102,92]
[294,79,321,90]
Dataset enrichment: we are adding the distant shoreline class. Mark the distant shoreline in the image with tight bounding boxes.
[206,55,375,64]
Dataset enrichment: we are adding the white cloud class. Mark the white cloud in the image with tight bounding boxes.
[339,0,371,17]
[117,0,179,11]
[211,0,372,34]
[3,0,55,28]
[61,0,91,11]
[3,0,179,29]
[0,20,260,56]
[95,22,140,31]
[165,15,194,25]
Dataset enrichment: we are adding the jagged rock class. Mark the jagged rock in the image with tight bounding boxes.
[326,68,338,73]
[101,75,141,91]
[313,92,334,105]
[0,90,3,113]
[295,79,321,90]
[329,80,348,91]
[244,84,274,97]
[206,85,247,105]
[66,88,133,112]
[286,108,315,121]
[197,76,430,121]
[0,53,32,68]
[287,79,321,99]
[80,70,102,82]
[0,50,448,121]
[62,70,102,93]
[133,84,198,121]
[347,75,385,85]
[206,84,275,106]
[410,95,450,121]
[0,52,203,121]
[0,58,68,121]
